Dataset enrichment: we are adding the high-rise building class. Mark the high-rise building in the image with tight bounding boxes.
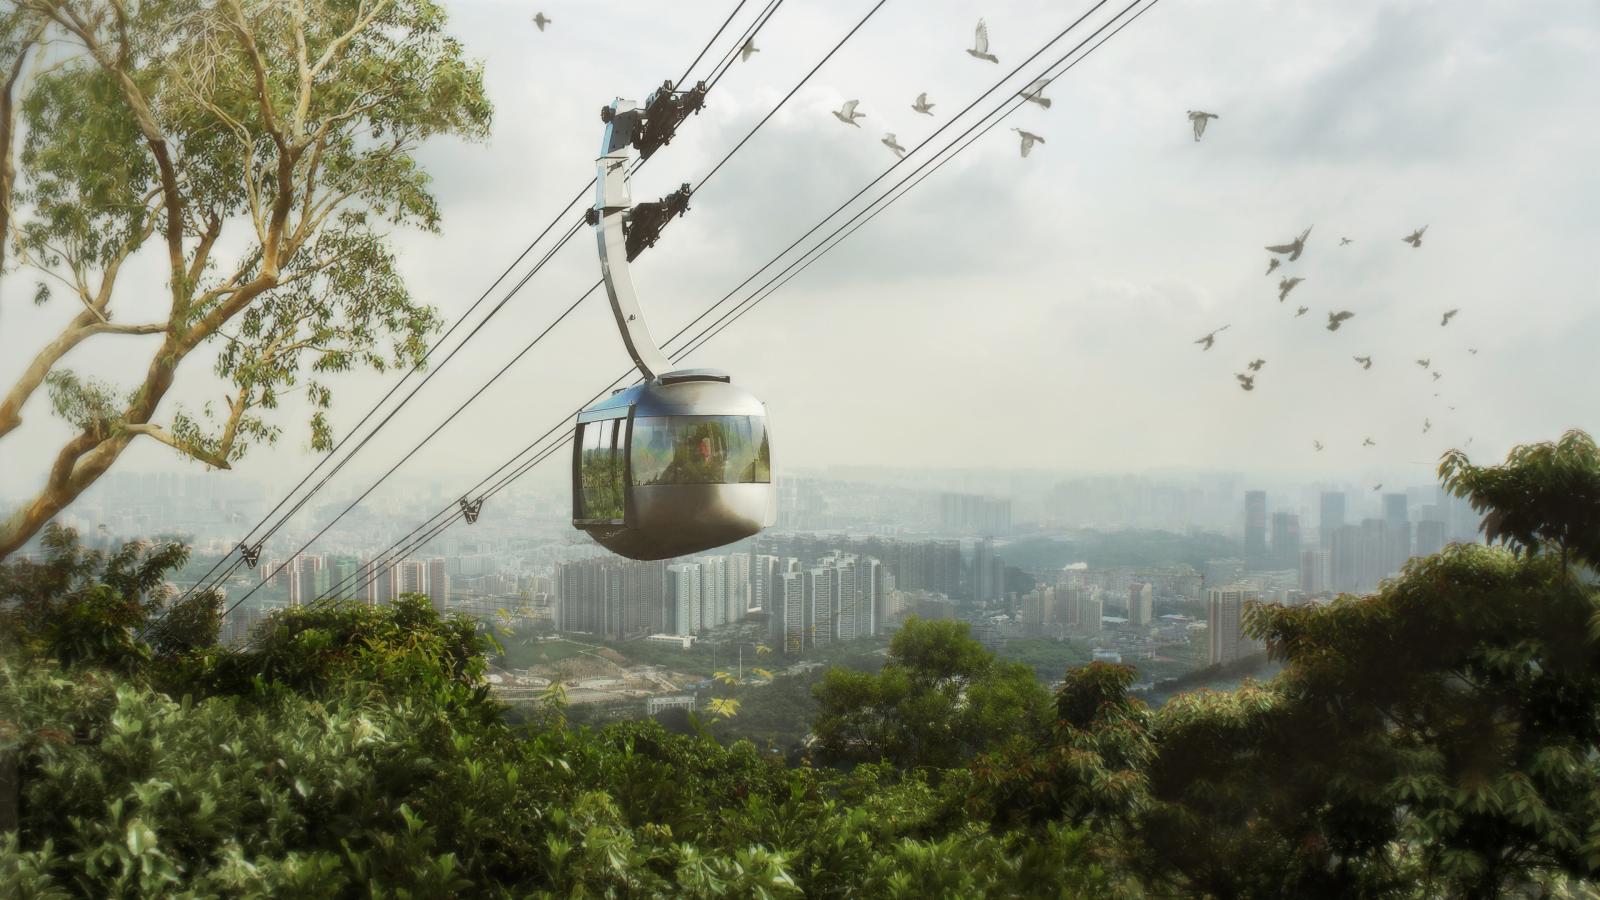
[856,557,881,639]
[1270,512,1301,570]
[394,560,426,602]
[1128,582,1153,627]
[1329,524,1360,593]
[972,537,1001,604]
[1022,586,1056,631]
[1077,588,1103,635]
[833,555,859,642]
[700,556,727,630]
[669,563,702,636]
[1364,518,1393,590]
[1207,584,1262,666]
[752,554,781,613]
[776,564,805,654]
[1382,493,1411,577]
[1415,519,1447,559]
[804,565,836,649]
[725,552,752,622]
[1319,491,1346,550]
[283,554,328,606]
[427,557,448,613]
[1244,491,1268,567]
[556,557,667,640]
[1299,548,1330,594]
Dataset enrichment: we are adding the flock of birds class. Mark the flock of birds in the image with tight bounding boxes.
[530,13,1213,161]
[825,20,1125,159]
[1194,217,1477,460]
[530,9,1477,468]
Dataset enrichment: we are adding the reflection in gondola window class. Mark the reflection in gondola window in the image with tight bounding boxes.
[632,416,770,485]
[578,418,625,519]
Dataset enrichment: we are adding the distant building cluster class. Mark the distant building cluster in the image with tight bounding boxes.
[556,557,668,641]
[755,533,963,599]
[765,552,884,653]
[217,545,549,645]
[1019,584,1106,635]
[1294,489,1472,595]
[938,492,1012,536]
[555,548,889,655]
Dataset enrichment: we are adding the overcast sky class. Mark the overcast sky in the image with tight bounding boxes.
[3,0,1598,511]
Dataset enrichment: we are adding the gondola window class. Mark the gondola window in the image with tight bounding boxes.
[578,417,625,520]
[631,416,770,485]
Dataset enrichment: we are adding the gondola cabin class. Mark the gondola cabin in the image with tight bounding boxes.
[573,369,774,560]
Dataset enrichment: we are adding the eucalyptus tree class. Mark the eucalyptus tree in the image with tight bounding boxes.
[0,0,491,558]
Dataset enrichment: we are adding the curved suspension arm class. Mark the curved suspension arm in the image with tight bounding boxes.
[594,98,673,381]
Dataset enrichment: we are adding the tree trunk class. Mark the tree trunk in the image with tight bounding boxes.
[0,431,133,558]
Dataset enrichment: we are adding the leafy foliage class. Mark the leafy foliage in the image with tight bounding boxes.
[1441,429,1600,570]
[810,618,1052,768]
[7,432,1600,896]
[0,524,212,671]
[0,0,489,557]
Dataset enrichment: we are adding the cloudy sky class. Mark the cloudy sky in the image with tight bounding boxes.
[3,0,1598,512]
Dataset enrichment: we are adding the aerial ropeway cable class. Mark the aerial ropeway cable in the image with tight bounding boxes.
[186,2,843,639]
[144,0,789,645]
[309,0,1164,611]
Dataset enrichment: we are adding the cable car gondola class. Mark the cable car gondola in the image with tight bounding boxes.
[572,88,776,561]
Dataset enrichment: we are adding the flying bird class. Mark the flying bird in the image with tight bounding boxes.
[1415,358,1430,368]
[1363,437,1377,447]
[1019,78,1052,108]
[1326,310,1355,331]
[1468,347,1479,355]
[1373,483,1383,491]
[1432,371,1442,381]
[1353,355,1372,370]
[1266,226,1313,261]
[1423,418,1432,433]
[1194,325,1230,351]
[1235,373,1256,391]
[1295,305,1309,317]
[1339,237,1353,245]
[912,92,935,115]
[1187,110,1219,141]
[1440,308,1459,326]
[1403,226,1428,247]
[1449,405,1457,411]
[1277,276,1304,302]
[881,133,906,159]
[1265,258,1280,276]
[1012,128,1044,158]
[740,37,759,62]
[1313,440,1324,451]
[532,11,551,31]
[967,19,999,63]
[833,100,866,127]
[1247,358,1266,372]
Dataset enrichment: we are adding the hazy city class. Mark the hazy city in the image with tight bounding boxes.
[2,0,1597,896]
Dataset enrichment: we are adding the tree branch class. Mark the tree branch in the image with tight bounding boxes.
[0,17,44,275]
[123,423,233,470]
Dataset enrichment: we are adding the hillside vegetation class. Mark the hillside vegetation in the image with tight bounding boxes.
[2,431,1599,897]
